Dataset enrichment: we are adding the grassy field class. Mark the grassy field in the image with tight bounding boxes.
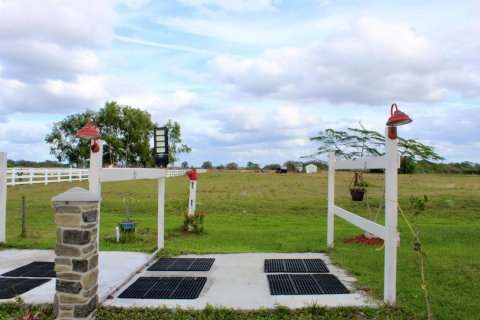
[2,171,479,319]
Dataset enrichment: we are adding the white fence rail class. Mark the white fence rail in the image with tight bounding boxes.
[6,168,89,186]
[5,168,207,186]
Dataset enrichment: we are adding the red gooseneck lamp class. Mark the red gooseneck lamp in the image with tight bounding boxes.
[75,115,102,153]
[386,103,412,139]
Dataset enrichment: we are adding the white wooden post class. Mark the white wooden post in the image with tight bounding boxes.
[327,151,335,248]
[44,169,48,185]
[188,180,197,216]
[89,140,103,196]
[29,169,33,184]
[384,127,399,304]
[69,168,72,182]
[157,176,166,249]
[88,140,103,250]
[57,169,61,182]
[0,153,7,243]
[11,168,16,186]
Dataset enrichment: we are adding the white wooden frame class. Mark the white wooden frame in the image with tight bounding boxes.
[327,128,400,304]
[88,140,167,249]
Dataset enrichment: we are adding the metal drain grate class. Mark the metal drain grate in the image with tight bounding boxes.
[267,274,349,295]
[148,258,215,272]
[119,277,207,299]
[264,259,329,273]
[0,278,51,299]
[1,262,55,278]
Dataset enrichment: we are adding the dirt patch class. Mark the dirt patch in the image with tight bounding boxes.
[342,234,384,246]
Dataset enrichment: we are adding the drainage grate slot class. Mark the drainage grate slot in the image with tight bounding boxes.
[119,277,207,299]
[267,274,349,295]
[1,262,55,278]
[148,258,214,272]
[0,278,51,299]
[264,259,329,273]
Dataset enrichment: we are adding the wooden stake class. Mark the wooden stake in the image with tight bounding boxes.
[21,196,26,237]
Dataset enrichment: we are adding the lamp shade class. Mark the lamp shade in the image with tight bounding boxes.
[386,103,412,127]
[76,116,101,139]
[186,169,198,181]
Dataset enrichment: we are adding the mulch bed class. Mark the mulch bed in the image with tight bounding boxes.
[342,234,384,246]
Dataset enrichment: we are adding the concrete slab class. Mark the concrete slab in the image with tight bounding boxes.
[0,249,150,304]
[105,253,379,309]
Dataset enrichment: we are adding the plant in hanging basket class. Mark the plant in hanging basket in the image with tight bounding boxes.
[119,198,137,233]
[350,172,367,201]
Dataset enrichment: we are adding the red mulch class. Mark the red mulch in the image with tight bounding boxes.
[342,234,384,246]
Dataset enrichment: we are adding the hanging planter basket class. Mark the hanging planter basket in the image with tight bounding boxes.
[119,221,136,232]
[350,172,366,201]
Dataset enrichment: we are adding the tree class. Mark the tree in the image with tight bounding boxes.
[305,124,444,165]
[164,120,192,167]
[225,162,238,170]
[216,164,225,170]
[201,161,213,169]
[246,161,260,170]
[181,161,189,169]
[45,101,155,167]
[45,110,95,167]
[263,163,281,170]
[97,102,155,166]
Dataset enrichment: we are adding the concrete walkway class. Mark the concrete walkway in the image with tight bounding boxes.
[0,249,151,304]
[0,250,378,309]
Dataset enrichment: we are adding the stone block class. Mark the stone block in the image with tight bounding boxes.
[82,243,96,254]
[59,304,73,310]
[57,227,63,243]
[74,295,97,318]
[88,255,98,270]
[53,293,59,318]
[56,214,81,227]
[56,206,81,214]
[73,259,88,272]
[82,268,99,290]
[63,229,91,245]
[58,272,81,281]
[55,257,71,266]
[81,204,99,211]
[58,310,74,318]
[56,243,81,257]
[82,209,97,223]
[55,264,71,273]
[56,280,82,294]
[81,284,98,298]
[58,292,88,303]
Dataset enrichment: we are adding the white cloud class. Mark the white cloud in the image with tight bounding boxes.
[208,17,480,105]
[178,0,275,12]
[0,0,117,48]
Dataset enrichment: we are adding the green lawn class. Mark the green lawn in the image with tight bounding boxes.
[2,171,479,320]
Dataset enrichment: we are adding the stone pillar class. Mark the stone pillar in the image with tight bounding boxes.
[52,187,101,320]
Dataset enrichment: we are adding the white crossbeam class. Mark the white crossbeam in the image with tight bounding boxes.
[100,168,166,182]
[335,155,400,170]
[334,206,386,240]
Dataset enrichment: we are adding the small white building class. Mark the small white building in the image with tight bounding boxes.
[305,164,317,174]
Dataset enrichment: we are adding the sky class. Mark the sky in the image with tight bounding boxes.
[0,0,479,167]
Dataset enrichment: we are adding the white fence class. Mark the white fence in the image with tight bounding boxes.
[327,128,400,305]
[6,168,89,186]
[5,168,206,186]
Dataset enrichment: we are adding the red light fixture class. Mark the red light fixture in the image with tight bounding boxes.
[386,103,412,139]
[76,115,101,153]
